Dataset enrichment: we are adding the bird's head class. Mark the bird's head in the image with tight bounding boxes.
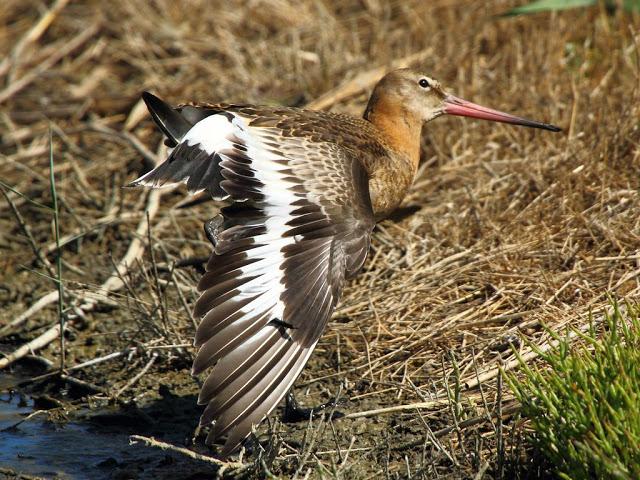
[366,68,561,132]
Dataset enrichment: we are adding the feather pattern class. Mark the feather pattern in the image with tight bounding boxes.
[134,93,376,456]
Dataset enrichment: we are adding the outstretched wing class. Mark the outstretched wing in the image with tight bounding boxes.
[132,95,375,456]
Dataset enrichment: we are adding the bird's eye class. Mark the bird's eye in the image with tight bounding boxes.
[419,78,430,89]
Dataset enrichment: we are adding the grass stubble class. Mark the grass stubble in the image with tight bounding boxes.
[0,0,639,478]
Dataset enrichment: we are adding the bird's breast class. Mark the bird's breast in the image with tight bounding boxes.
[367,160,415,220]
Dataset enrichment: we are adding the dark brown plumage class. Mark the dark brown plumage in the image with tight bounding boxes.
[130,68,560,456]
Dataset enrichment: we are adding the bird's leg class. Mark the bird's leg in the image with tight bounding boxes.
[242,433,259,457]
[190,423,202,445]
[283,390,346,423]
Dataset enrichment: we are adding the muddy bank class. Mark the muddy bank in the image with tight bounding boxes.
[0,357,404,479]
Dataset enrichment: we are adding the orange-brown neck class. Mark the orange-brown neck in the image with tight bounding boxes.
[364,93,422,170]
[363,94,423,219]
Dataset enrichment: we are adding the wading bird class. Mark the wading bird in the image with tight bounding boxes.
[131,68,560,456]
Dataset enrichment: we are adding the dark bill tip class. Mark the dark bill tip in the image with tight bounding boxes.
[443,95,562,132]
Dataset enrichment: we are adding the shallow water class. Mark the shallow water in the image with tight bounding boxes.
[0,391,136,479]
[0,374,210,479]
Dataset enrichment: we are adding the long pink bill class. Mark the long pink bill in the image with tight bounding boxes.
[443,95,561,132]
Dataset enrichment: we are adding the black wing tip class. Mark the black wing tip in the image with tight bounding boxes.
[141,90,171,120]
[141,91,162,110]
[123,177,145,188]
[141,91,189,146]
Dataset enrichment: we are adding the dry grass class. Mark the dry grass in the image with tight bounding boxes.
[1,0,639,478]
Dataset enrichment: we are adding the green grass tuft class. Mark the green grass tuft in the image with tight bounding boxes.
[508,301,640,480]
[501,0,640,16]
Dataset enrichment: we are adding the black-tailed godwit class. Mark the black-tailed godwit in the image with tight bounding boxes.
[131,68,560,456]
